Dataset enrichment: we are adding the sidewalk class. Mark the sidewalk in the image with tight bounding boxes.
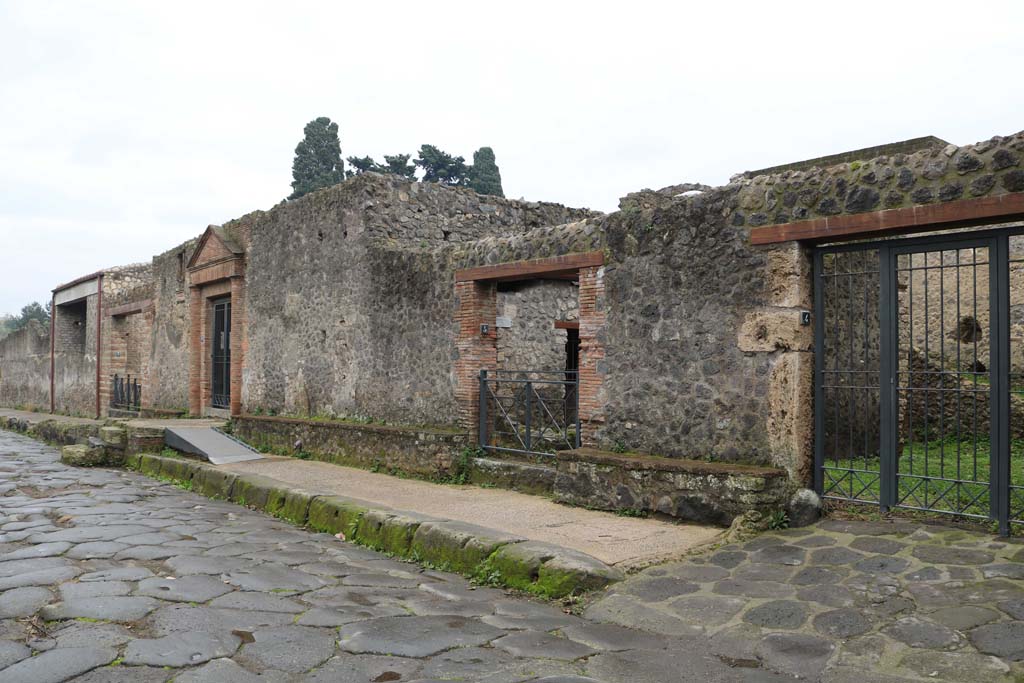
[223,456,722,568]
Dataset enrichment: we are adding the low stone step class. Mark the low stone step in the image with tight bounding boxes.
[470,457,556,496]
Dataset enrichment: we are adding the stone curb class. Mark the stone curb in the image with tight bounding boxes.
[124,453,624,598]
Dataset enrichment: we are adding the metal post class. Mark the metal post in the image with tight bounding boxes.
[524,380,532,453]
[813,250,825,495]
[879,245,896,511]
[478,369,488,449]
[575,372,582,449]
[993,235,1011,536]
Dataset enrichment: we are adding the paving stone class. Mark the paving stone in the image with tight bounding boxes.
[981,563,1024,579]
[848,537,907,555]
[237,625,336,673]
[51,621,134,649]
[755,632,835,679]
[584,648,753,683]
[136,575,234,603]
[144,604,296,637]
[581,594,698,637]
[173,657,290,683]
[124,631,241,667]
[114,531,182,546]
[40,596,160,622]
[792,566,846,586]
[417,646,576,682]
[812,608,873,638]
[493,631,598,660]
[65,541,130,559]
[340,573,422,589]
[339,615,504,657]
[208,592,305,613]
[0,640,30,670]
[712,578,794,598]
[811,547,866,565]
[0,542,72,561]
[657,564,730,582]
[0,586,52,617]
[615,576,699,602]
[793,534,837,548]
[997,599,1024,620]
[903,566,944,581]
[707,551,746,568]
[78,567,154,582]
[57,575,131,600]
[929,605,999,630]
[163,555,253,575]
[302,654,422,683]
[668,595,746,627]
[0,646,116,683]
[225,565,327,593]
[911,544,994,565]
[752,544,806,566]
[0,556,73,578]
[743,600,807,629]
[883,616,964,650]
[481,611,580,632]
[732,563,794,583]
[818,519,905,535]
[968,621,1024,660]
[559,622,675,651]
[897,650,1012,683]
[852,555,910,573]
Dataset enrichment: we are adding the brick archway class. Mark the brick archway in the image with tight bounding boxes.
[454,251,606,445]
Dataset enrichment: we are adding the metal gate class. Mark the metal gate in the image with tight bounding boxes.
[211,298,231,410]
[479,369,581,457]
[815,226,1024,535]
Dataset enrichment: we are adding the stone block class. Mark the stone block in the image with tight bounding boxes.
[469,458,556,495]
[787,489,822,528]
[265,486,317,525]
[410,520,523,574]
[60,444,109,468]
[537,548,624,597]
[157,457,191,483]
[737,309,813,353]
[231,474,290,510]
[306,495,370,536]
[98,426,127,449]
[197,468,238,500]
[138,453,165,478]
[490,541,559,590]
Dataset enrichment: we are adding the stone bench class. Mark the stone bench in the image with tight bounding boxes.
[553,448,791,526]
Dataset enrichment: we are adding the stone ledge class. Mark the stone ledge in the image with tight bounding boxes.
[553,448,791,526]
[122,453,622,598]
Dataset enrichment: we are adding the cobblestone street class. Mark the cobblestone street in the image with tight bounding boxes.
[1,429,1024,682]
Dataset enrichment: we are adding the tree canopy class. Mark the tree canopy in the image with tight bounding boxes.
[414,144,469,185]
[467,147,504,197]
[289,117,346,200]
[0,301,50,340]
[345,153,417,180]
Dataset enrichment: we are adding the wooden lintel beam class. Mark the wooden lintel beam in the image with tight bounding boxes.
[455,251,604,282]
[749,192,1024,245]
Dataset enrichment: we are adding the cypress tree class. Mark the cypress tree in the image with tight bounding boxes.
[289,117,345,200]
[468,146,504,197]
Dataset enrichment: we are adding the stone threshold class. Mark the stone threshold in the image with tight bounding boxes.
[124,452,627,599]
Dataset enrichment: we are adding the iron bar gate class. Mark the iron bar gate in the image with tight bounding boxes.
[479,369,581,457]
[814,225,1024,535]
[111,374,141,412]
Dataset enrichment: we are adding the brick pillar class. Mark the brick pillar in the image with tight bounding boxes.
[578,265,606,444]
[229,276,245,417]
[454,280,497,436]
[188,286,202,416]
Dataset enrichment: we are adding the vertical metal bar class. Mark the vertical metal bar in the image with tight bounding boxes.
[478,369,488,449]
[993,235,1011,535]
[524,380,533,452]
[575,372,582,449]
[880,245,896,510]
[813,249,825,494]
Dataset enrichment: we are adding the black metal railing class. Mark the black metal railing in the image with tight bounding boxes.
[479,369,581,457]
[111,374,141,412]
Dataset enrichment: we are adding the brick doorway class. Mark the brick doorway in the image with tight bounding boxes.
[454,251,606,448]
[187,226,246,417]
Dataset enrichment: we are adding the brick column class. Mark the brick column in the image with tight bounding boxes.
[578,265,606,444]
[454,280,497,436]
[229,276,245,417]
[188,286,203,416]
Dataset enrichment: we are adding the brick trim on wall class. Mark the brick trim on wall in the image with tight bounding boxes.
[577,265,606,441]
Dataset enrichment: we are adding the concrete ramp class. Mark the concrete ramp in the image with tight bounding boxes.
[165,427,263,465]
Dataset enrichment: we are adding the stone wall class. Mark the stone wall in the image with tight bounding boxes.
[496,280,577,372]
[53,293,98,417]
[146,238,198,412]
[0,320,50,410]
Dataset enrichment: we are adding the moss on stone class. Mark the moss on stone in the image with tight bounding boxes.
[307,496,368,536]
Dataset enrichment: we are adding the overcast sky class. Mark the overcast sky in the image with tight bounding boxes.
[1,1,1022,315]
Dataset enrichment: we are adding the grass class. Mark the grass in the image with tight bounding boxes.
[826,435,1024,519]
